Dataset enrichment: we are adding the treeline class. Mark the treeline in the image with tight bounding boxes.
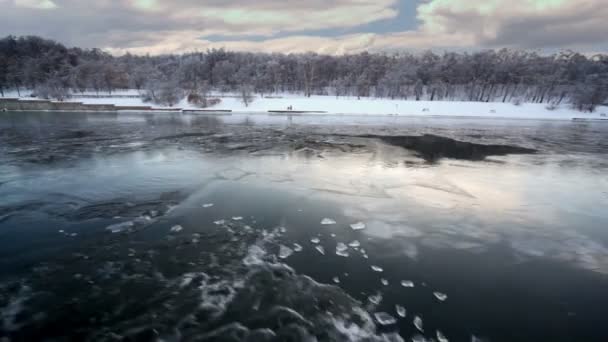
[1,35,608,111]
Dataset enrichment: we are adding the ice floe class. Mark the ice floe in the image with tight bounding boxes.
[368,293,382,305]
[170,225,183,233]
[414,316,424,332]
[437,330,449,342]
[401,280,415,288]
[293,243,303,252]
[381,279,389,286]
[311,237,321,244]
[279,245,294,259]
[371,265,384,272]
[350,222,366,230]
[202,203,214,208]
[321,218,337,225]
[395,305,406,318]
[315,246,325,255]
[433,292,448,302]
[374,312,397,326]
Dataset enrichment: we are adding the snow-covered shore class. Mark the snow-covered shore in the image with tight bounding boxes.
[3,91,606,121]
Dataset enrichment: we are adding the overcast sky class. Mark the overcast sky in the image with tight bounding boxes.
[1,0,607,55]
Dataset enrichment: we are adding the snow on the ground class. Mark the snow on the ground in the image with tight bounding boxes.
[3,90,606,120]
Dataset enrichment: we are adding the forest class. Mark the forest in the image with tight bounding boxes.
[1,35,607,111]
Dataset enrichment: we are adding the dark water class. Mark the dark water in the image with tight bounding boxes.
[1,112,608,342]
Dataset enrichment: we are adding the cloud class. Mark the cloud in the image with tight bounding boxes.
[1,0,607,54]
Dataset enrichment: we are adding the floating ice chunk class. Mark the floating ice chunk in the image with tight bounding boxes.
[106,221,134,233]
[58,229,65,234]
[330,233,336,237]
[434,292,448,302]
[350,222,366,230]
[243,245,266,266]
[411,335,427,342]
[401,280,415,288]
[279,245,294,259]
[374,312,397,326]
[381,278,389,286]
[336,242,348,252]
[279,227,287,233]
[362,254,369,259]
[202,203,214,208]
[349,240,361,248]
[214,220,226,225]
[321,218,337,225]
[371,265,384,272]
[170,225,183,233]
[368,293,383,305]
[437,330,449,342]
[70,233,78,237]
[336,250,350,257]
[414,316,424,332]
[333,277,340,284]
[396,305,406,318]
[293,243,303,252]
[315,246,325,255]
[311,237,321,244]
[232,216,243,221]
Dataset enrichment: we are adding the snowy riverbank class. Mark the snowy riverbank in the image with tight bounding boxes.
[3,91,606,120]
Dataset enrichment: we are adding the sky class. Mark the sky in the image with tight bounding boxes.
[1,0,607,55]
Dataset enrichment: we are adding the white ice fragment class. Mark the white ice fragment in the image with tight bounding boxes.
[213,220,226,225]
[396,305,406,318]
[437,330,449,342]
[243,245,266,266]
[350,222,366,230]
[202,203,214,208]
[279,226,287,233]
[401,280,415,288]
[368,293,382,305]
[315,246,325,255]
[311,237,321,244]
[374,312,397,326]
[381,278,389,286]
[414,316,424,332]
[411,335,428,342]
[321,218,337,225]
[336,242,348,252]
[434,292,448,302]
[332,277,340,284]
[279,245,294,259]
[371,265,384,272]
[106,221,134,233]
[336,250,350,257]
[293,243,303,252]
[58,230,65,234]
[362,254,369,259]
[348,240,361,248]
[330,233,336,237]
[232,216,243,221]
[170,225,183,233]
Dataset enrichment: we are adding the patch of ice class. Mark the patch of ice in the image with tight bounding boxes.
[401,280,415,288]
[333,276,341,284]
[374,312,397,326]
[202,203,214,208]
[106,221,134,233]
[437,330,449,342]
[232,216,243,221]
[279,245,294,259]
[411,335,428,342]
[170,225,183,233]
[214,219,226,225]
[434,292,448,302]
[349,240,361,248]
[311,237,321,244]
[336,242,348,252]
[331,233,337,237]
[381,278,389,286]
[368,293,383,305]
[315,246,326,255]
[350,222,366,230]
[336,250,350,257]
[279,226,287,233]
[243,245,266,266]
[414,316,424,332]
[371,265,384,272]
[396,305,406,318]
[293,243,303,252]
[321,218,337,225]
